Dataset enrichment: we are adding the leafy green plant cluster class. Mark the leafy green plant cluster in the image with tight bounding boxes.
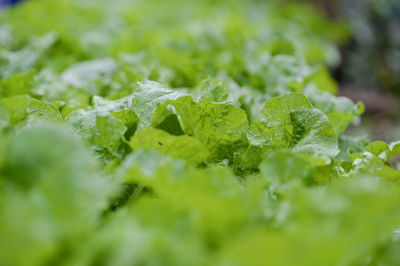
[0,0,399,265]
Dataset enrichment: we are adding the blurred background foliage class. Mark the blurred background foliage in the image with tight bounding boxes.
[307,0,400,94]
[2,0,398,143]
[304,0,400,143]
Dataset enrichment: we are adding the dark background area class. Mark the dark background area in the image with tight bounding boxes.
[302,0,400,143]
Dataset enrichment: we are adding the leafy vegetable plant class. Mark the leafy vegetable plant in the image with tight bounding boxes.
[0,0,399,265]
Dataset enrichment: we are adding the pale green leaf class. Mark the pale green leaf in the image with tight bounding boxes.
[130,128,209,164]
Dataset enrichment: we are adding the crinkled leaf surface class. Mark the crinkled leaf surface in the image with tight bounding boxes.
[289,109,339,165]
[130,128,209,164]
[247,93,312,148]
[153,96,249,162]
[66,109,127,156]
[131,81,184,125]
[247,93,338,165]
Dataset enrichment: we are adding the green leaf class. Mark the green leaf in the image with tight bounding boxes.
[336,135,368,163]
[92,95,139,133]
[95,115,127,153]
[260,150,315,185]
[198,78,230,103]
[66,109,127,155]
[153,96,249,162]
[289,109,339,165]
[247,93,313,148]
[247,93,338,166]
[365,141,389,157]
[61,58,117,89]
[347,151,400,181]
[130,81,184,125]
[130,128,209,164]
[0,125,114,266]
[304,85,364,134]
[65,93,145,156]
[0,33,57,78]
[306,66,338,94]
[0,95,62,126]
[245,54,313,95]
[0,71,35,97]
[0,103,10,131]
[366,140,400,161]
[223,177,400,266]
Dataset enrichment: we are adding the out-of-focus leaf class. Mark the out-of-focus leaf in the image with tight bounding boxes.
[222,177,400,266]
[0,71,35,97]
[0,125,114,266]
[304,85,365,134]
[366,140,400,161]
[0,95,62,126]
[61,58,117,89]
[0,33,57,78]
